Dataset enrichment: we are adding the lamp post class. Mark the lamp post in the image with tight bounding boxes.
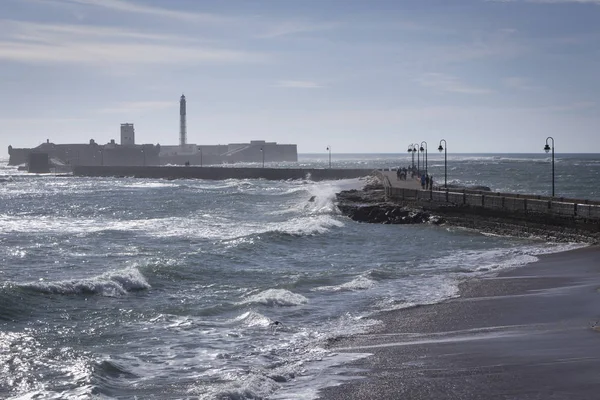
[260,147,264,168]
[326,146,331,168]
[407,144,416,170]
[420,141,428,176]
[438,139,447,189]
[412,143,421,175]
[544,137,555,197]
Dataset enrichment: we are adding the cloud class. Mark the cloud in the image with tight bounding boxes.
[37,0,229,22]
[0,20,266,66]
[275,80,323,89]
[415,73,492,94]
[257,21,340,39]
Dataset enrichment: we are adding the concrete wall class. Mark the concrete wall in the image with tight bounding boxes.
[73,166,374,181]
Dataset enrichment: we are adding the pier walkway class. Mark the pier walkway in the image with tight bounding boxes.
[378,170,422,191]
[376,169,600,225]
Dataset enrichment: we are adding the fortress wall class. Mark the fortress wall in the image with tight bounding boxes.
[7,148,30,165]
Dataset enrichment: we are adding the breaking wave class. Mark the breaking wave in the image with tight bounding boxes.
[240,289,308,307]
[19,267,150,297]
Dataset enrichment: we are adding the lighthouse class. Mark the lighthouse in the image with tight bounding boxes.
[179,94,187,148]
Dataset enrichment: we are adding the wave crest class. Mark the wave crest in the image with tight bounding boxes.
[314,276,376,292]
[20,268,150,297]
[240,289,308,307]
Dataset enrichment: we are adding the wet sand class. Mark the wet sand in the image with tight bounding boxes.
[319,246,600,400]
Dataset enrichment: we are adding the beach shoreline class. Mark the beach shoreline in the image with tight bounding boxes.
[318,245,600,399]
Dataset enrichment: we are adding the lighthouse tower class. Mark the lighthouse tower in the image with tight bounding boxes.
[179,94,187,148]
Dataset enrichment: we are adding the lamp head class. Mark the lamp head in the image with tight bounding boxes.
[420,146,424,152]
[544,144,550,153]
[438,145,444,152]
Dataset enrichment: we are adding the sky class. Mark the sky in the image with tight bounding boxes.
[1,0,599,155]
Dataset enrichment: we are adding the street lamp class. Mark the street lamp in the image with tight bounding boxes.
[414,143,421,175]
[420,141,428,176]
[326,146,331,168]
[407,144,416,170]
[438,139,447,189]
[260,147,264,168]
[544,137,555,197]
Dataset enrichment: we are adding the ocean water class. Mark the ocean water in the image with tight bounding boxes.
[0,153,595,399]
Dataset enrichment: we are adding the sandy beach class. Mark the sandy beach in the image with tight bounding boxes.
[319,246,600,400]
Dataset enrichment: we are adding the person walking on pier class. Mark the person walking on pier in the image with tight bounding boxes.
[421,174,426,189]
[429,175,434,190]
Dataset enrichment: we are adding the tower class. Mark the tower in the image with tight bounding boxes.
[179,94,187,148]
[120,123,135,145]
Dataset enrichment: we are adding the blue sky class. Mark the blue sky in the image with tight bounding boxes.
[1,0,599,154]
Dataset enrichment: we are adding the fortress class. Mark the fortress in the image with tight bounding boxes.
[7,94,298,168]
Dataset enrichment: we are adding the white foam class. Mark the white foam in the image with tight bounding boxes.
[240,289,308,307]
[313,276,376,292]
[20,267,150,297]
[230,311,273,327]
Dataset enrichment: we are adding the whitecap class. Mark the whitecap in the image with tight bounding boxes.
[20,267,150,297]
[230,310,272,327]
[313,276,376,292]
[240,289,308,307]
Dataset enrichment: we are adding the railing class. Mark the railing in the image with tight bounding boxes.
[378,174,600,221]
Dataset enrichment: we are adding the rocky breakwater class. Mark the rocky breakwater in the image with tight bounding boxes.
[335,181,444,225]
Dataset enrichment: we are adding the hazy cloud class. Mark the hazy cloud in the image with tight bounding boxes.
[0,20,266,66]
[46,0,229,22]
[258,21,340,38]
[415,73,492,94]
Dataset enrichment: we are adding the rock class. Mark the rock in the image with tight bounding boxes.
[335,183,442,225]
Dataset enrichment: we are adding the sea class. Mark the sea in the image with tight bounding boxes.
[0,153,598,400]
